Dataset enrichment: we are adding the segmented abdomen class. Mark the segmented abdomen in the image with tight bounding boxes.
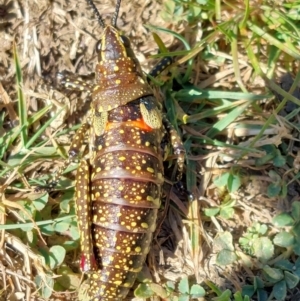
[88,97,164,300]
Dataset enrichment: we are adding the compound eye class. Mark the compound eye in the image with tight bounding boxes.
[120,35,130,48]
[96,40,102,52]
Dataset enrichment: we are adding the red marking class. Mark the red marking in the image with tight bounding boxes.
[80,254,97,272]
[105,118,152,131]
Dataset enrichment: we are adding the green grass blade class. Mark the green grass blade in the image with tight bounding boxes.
[247,20,300,60]
[26,105,67,149]
[0,215,75,230]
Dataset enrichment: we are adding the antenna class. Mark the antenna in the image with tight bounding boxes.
[86,0,106,29]
[111,0,122,27]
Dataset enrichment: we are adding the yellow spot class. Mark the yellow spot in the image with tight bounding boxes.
[141,222,148,229]
[135,246,141,252]
[115,79,121,84]
[119,156,126,161]
[147,167,154,173]
[114,65,119,71]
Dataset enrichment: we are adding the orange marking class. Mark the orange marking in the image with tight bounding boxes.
[105,119,152,131]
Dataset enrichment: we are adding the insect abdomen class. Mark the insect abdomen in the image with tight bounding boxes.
[88,98,164,300]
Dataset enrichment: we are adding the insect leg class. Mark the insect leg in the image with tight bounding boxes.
[57,71,93,93]
[162,115,185,181]
[37,121,90,191]
[75,159,97,272]
[147,56,173,81]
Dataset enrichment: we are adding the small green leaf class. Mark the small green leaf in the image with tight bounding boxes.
[214,172,230,188]
[69,224,80,240]
[165,281,175,292]
[272,213,294,227]
[227,173,241,192]
[273,231,295,248]
[254,276,265,289]
[292,222,300,239]
[293,258,300,277]
[35,274,54,299]
[54,221,70,233]
[164,0,175,15]
[60,198,71,213]
[56,265,81,290]
[40,223,55,235]
[292,202,300,222]
[273,154,286,167]
[295,257,300,268]
[268,170,281,181]
[241,285,255,297]
[274,259,294,271]
[149,283,168,298]
[204,207,220,217]
[293,238,300,256]
[134,283,154,298]
[32,193,48,211]
[63,240,79,252]
[234,291,250,301]
[256,223,268,235]
[267,183,281,197]
[272,279,286,301]
[263,266,284,282]
[214,231,234,251]
[220,207,234,219]
[49,245,66,269]
[190,284,205,297]
[26,230,34,244]
[178,277,189,294]
[253,237,274,262]
[216,249,237,266]
[256,289,268,301]
[284,271,299,289]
